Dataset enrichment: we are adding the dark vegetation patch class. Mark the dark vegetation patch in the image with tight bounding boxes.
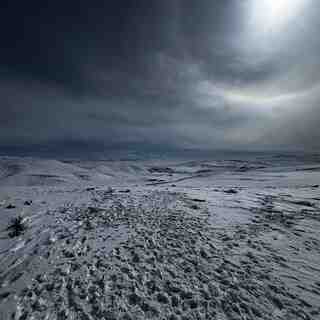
[7,215,27,238]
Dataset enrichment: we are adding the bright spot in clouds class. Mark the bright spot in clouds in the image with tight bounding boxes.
[249,0,306,32]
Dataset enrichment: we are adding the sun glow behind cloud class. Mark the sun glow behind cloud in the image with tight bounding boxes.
[248,0,306,32]
[216,0,314,109]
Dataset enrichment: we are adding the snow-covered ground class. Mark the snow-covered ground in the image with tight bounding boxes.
[0,154,319,319]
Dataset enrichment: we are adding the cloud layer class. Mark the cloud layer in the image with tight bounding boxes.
[1,1,320,150]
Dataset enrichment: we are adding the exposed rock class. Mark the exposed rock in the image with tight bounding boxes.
[223,189,238,194]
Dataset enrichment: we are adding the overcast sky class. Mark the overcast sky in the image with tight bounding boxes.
[1,0,319,150]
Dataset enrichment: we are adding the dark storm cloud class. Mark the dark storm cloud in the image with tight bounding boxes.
[0,1,171,91]
[1,1,320,150]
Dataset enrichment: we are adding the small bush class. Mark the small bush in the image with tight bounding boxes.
[7,216,27,237]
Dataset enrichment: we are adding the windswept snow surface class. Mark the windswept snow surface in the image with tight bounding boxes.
[0,153,319,319]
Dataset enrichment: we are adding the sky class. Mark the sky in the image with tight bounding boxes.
[1,0,320,151]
